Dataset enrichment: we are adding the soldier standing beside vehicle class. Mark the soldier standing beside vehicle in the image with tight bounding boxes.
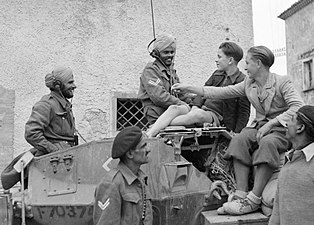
[93,126,153,225]
[25,66,77,156]
[138,33,191,125]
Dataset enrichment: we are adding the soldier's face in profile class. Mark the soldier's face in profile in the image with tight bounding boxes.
[286,114,301,141]
[132,138,151,165]
[61,74,77,99]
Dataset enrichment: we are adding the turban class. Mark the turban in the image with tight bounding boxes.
[248,46,275,68]
[111,126,143,159]
[153,34,177,52]
[45,66,73,89]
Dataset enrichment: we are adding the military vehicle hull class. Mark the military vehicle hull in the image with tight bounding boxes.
[14,128,233,225]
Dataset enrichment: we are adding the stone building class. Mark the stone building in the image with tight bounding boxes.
[0,0,253,172]
[279,0,314,104]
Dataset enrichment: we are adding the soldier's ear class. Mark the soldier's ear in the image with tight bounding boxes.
[296,124,305,134]
[125,150,134,159]
[228,57,234,64]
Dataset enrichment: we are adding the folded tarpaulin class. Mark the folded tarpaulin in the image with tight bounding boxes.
[1,149,36,190]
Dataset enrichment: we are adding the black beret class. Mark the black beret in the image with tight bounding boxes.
[112,126,143,159]
[298,105,314,126]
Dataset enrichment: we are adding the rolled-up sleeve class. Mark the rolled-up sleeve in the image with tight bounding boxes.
[93,182,121,225]
[140,67,186,108]
[275,78,304,127]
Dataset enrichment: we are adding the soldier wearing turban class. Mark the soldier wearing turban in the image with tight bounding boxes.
[138,34,191,125]
[25,66,77,156]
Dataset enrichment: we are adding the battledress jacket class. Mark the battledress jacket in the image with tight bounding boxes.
[25,91,75,156]
[138,60,189,124]
[193,69,250,133]
[93,161,153,225]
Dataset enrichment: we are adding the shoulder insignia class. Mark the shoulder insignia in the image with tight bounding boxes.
[98,198,110,210]
[148,78,161,86]
[102,157,113,172]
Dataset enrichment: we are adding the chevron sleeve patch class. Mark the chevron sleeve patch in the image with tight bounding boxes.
[98,198,110,210]
[148,78,161,86]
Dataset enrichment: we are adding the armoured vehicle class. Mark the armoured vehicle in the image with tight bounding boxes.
[1,127,269,225]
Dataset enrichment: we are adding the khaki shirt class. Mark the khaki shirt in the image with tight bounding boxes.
[138,60,188,124]
[93,161,153,225]
[25,91,75,155]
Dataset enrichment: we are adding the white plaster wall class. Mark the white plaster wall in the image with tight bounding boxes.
[0,0,253,156]
[284,2,314,104]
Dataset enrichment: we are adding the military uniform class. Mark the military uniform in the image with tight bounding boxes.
[25,91,75,156]
[138,60,188,124]
[93,161,153,225]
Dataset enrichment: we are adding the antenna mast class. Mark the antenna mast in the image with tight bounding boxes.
[150,0,156,39]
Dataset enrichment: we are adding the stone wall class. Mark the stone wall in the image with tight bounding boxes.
[0,0,253,160]
[284,1,314,104]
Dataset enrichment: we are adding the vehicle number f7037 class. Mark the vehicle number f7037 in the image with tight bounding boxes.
[34,205,93,220]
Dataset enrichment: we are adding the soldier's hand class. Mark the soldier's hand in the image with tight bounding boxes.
[256,119,279,143]
[171,83,189,93]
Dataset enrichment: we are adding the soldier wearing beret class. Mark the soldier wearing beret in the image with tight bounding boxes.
[93,126,153,225]
[269,105,314,225]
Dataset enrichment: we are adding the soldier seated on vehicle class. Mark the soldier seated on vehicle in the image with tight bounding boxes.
[138,33,192,127]
[94,126,153,225]
[146,42,250,137]
[25,66,77,157]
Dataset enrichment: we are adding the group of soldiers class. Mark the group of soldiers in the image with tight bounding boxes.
[2,34,314,225]
[96,34,314,225]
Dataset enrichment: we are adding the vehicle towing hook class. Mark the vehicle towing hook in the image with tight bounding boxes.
[49,156,60,174]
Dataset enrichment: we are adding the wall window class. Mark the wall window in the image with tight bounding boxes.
[116,98,149,131]
[303,59,314,91]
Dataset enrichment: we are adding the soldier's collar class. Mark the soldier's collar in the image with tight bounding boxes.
[215,68,241,84]
[50,91,71,110]
[117,161,147,185]
[301,142,314,162]
[154,60,174,72]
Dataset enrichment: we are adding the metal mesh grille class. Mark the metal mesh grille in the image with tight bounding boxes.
[117,98,149,131]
